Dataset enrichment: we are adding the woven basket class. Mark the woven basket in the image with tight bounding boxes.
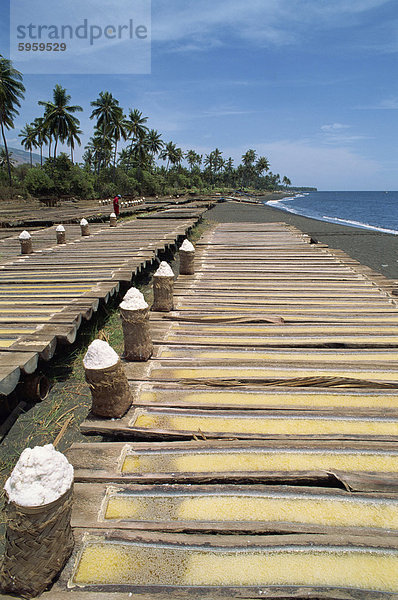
[0,485,74,598]
[120,306,153,362]
[110,216,117,227]
[85,358,132,418]
[56,231,66,244]
[179,249,195,275]
[80,223,90,237]
[20,239,33,255]
[152,275,174,312]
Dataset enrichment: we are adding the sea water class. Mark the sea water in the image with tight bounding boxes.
[266,191,398,235]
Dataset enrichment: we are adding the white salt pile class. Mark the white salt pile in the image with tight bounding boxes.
[123,287,145,302]
[110,213,116,218]
[180,239,195,252]
[80,218,88,226]
[4,444,73,507]
[154,261,174,277]
[19,230,31,240]
[120,295,148,311]
[56,225,65,232]
[83,339,119,370]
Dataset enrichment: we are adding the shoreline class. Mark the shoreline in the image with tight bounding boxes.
[264,193,398,237]
[206,200,398,281]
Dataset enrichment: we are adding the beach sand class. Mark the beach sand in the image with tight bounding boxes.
[206,201,398,281]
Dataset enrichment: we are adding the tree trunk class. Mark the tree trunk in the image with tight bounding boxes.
[40,144,43,166]
[1,122,12,186]
[54,137,58,159]
[113,140,118,181]
[30,150,32,167]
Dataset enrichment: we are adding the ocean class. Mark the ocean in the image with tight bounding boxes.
[265,191,398,236]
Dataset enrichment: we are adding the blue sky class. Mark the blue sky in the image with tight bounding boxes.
[1,0,398,190]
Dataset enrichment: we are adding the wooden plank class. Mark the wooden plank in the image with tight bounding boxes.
[0,365,20,396]
[66,440,398,491]
[133,385,398,414]
[71,482,398,537]
[51,528,398,596]
[0,209,202,395]
[80,406,398,441]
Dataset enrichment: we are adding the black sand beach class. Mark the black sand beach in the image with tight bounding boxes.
[207,201,398,281]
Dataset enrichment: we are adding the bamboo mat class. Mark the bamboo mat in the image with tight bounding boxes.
[57,222,398,596]
[0,206,206,396]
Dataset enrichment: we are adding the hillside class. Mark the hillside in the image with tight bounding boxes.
[0,145,41,166]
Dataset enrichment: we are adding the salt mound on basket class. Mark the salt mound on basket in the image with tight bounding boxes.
[180,239,194,252]
[4,444,73,507]
[83,339,119,370]
[155,261,174,277]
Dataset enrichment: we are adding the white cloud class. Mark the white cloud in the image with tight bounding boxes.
[319,123,371,145]
[227,139,383,190]
[201,107,256,118]
[321,123,350,132]
[151,0,391,50]
[356,97,398,110]
[152,0,294,48]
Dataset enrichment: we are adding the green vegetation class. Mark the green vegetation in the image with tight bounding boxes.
[0,56,295,200]
[0,56,25,185]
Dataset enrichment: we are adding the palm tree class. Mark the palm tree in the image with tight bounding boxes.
[82,146,95,172]
[282,176,291,187]
[225,157,234,172]
[186,150,202,171]
[173,146,184,169]
[117,147,130,171]
[204,152,214,172]
[125,109,148,169]
[160,141,179,171]
[111,113,128,172]
[131,135,151,169]
[88,129,113,174]
[146,129,164,159]
[204,149,223,184]
[91,91,120,130]
[223,157,235,186]
[38,84,82,158]
[255,156,270,177]
[242,149,257,187]
[67,122,82,163]
[0,148,15,171]
[0,56,25,184]
[31,117,49,166]
[212,148,224,175]
[19,123,37,166]
[90,91,127,172]
[242,149,257,168]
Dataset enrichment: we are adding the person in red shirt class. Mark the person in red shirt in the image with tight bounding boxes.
[113,194,121,216]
